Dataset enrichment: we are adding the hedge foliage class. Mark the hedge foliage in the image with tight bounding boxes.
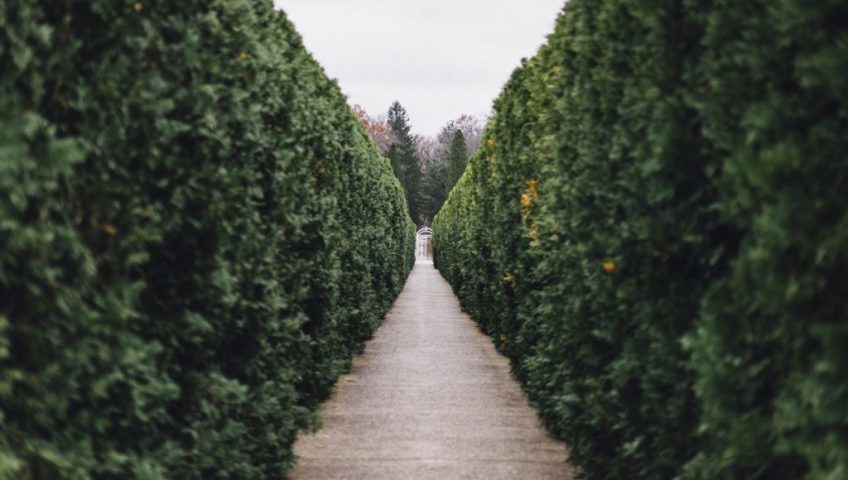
[0,0,414,478]
[433,0,848,478]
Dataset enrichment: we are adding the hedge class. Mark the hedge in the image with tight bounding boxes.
[0,1,414,478]
[433,1,848,478]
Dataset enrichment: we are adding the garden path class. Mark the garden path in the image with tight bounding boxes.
[291,260,572,479]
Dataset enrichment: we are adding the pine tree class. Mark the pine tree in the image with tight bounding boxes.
[420,152,447,225]
[446,129,468,193]
[386,101,421,224]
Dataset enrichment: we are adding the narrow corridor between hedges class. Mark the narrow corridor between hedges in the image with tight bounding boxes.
[291,261,573,479]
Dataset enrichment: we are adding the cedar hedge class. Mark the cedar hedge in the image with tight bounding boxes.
[0,1,414,478]
[433,0,848,478]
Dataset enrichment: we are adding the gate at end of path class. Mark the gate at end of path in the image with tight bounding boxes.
[415,227,433,259]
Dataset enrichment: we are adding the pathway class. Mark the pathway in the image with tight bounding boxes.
[291,260,572,479]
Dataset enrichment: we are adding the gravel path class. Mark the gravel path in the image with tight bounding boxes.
[291,260,572,479]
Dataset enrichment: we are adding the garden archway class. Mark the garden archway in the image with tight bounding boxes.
[415,227,433,258]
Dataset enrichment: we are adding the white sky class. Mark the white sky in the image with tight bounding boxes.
[273,0,564,137]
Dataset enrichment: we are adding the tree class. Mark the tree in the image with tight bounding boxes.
[446,129,468,193]
[418,136,447,225]
[414,115,484,225]
[352,104,391,155]
[386,101,422,224]
[453,114,483,157]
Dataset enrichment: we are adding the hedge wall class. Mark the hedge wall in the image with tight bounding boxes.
[0,1,414,478]
[433,0,848,478]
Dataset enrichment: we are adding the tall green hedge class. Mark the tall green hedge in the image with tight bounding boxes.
[433,0,848,478]
[0,1,414,478]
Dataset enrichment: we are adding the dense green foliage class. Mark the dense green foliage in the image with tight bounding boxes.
[445,129,467,195]
[419,151,448,225]
[0,1,414,478]
[433,0,848,478]
[386,101,422,224]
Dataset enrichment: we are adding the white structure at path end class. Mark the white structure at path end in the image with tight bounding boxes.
[415,227,433,259]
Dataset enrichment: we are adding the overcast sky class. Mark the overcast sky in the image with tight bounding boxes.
[273,0,564,137]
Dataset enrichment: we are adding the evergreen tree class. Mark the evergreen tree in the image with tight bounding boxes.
[386,101,422,223]
[420,151,448,225]
[416,118,479,225]
[446,129,468,193]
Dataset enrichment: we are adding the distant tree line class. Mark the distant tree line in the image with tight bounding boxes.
[353,102,482,226]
